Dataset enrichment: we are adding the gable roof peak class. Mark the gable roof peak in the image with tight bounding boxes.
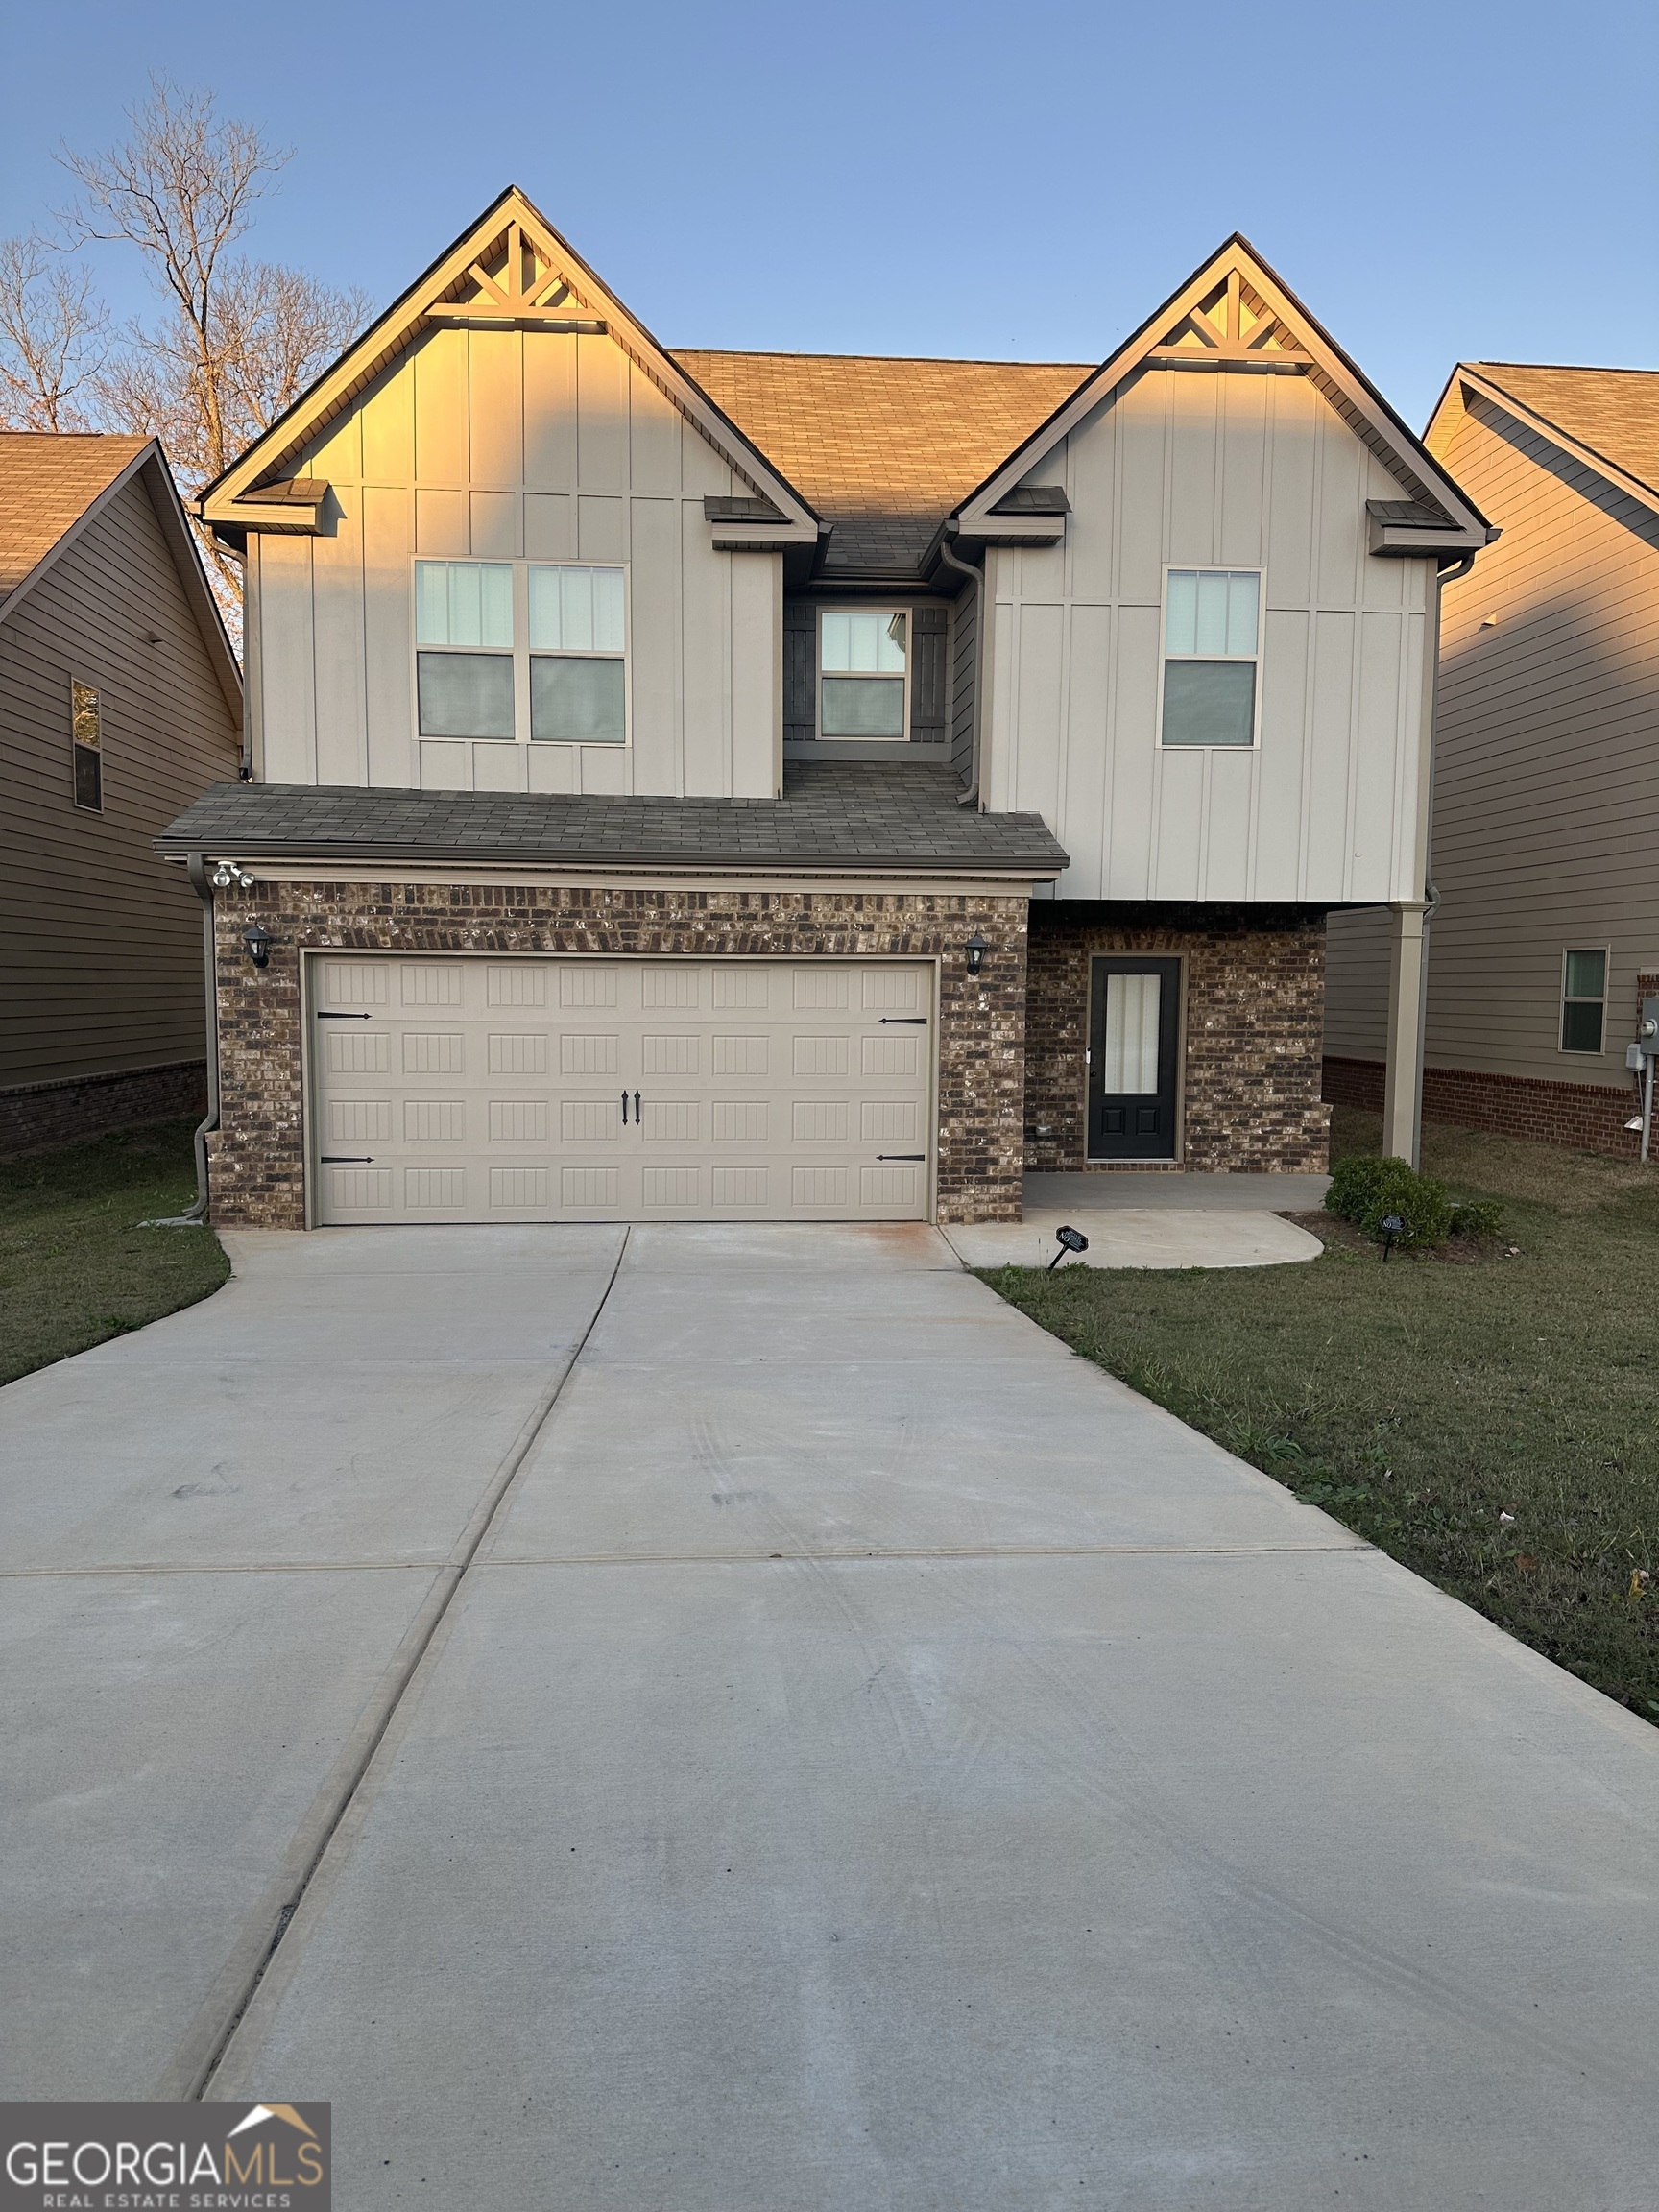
[196,185,820,546]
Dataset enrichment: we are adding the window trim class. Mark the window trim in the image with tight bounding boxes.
[1156,565,1264,752]
[817,605,912,744]
[410,558,631,748]
[1559,944,1611,1056]
[70,675,103,813]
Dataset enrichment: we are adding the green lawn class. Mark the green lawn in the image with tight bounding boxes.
[983,1107,1659,1724]
[0,1118,229,1387]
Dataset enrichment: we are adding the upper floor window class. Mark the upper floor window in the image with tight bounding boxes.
[71,678,102,810]
[414,560,627,744]
[416,561,514,738]
[529,565,625,743]
[821,610,907,739]
[1561,948,1607,1053]
[1161,569,1260,748]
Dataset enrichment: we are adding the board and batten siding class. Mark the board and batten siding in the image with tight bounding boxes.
[251,325,782,800]
[982,365,1436,904]
[0,469,241,1087]
[1328,388,1659,1080]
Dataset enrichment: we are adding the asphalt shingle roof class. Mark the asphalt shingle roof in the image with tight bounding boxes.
[0,432,150,607]
[156,760,1069,874]
[671,351,1093,574]
[1469,364,1659,499]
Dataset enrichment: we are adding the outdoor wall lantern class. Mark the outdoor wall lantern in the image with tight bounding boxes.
[242,923,273,970]
[965,931,988,975]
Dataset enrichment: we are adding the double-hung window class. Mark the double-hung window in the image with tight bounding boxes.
[529,565,625,742]
[820,610,908,739]
[414,560,627,744]
[416,562,515,738]
[1560,948,1608,1053]
[1161,569,1261,748]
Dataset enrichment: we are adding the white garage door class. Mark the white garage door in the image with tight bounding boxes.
[310,955,933,1225]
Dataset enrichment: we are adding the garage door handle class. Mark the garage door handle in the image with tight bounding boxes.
[620,1091,629,1124]
[321,1155,374,1163]
[635,1090,642,1120]
[316,1011,372,1021]
[878,1017,927,1025]
[877,1154,926,1162]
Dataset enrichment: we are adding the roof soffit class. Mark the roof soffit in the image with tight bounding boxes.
[953,237,1493,549]
[196,187,820,541]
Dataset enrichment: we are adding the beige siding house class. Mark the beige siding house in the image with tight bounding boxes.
[159,189,1489,1230]
[1326,364,1659,1152]
[0,436,243,1152]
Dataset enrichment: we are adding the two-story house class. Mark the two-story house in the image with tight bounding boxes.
[1,433,242,1154]
[158,188,1490,1228]
[1326,362,1659,1155]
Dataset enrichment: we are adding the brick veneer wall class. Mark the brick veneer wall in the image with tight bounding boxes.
[1023,908,1330,1173]
[1322,972,1658,1160]
[0,1060,206,1157]
[207,879,1031,1229]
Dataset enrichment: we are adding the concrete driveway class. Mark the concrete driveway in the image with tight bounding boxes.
[5,1225,1658,2208]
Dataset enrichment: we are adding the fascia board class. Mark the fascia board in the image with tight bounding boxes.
[1450,366,1659,521]
[954,236,1493,544]
[197,186,820,536]
[0,444,242,711]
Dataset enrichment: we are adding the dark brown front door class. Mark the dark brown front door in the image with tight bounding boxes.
[1087,956,1180,1160]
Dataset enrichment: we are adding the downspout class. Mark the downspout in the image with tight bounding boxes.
[143,851,219,1227]
[1409,549,1476,1166]
[937,530,984,806]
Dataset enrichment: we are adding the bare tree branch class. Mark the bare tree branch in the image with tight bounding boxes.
[0,235,110,430]
[60,76,289,485]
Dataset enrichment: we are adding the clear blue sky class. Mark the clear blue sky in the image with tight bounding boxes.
[2,0,1653,431]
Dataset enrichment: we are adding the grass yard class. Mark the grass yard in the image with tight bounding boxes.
[0,1118,229,1387]
[984,1107,1659,1724]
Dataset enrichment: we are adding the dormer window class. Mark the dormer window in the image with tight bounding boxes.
[820,610,908,740]
[1160,569,1261,748]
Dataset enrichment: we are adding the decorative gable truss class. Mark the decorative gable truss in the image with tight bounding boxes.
[195,187,822,569]
[946,235,1495,565]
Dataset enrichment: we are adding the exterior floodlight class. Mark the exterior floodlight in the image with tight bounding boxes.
[242,923,273,970]
[965,932,988,976]
[1047,1223,1090,1270]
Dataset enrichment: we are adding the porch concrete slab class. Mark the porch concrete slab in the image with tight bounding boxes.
[1025,1169,1332,1210]
[944,1206,1324,1270]
[215,1545,1659,2212]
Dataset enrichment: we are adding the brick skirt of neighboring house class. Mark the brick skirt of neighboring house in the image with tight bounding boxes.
[207,878,1031,1229]
[1323,1055,1645,1158]
[1023,906,1331,1174]
[0,1059,207,1158]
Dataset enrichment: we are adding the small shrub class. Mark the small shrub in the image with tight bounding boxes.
[1449,1197,1505,1240]
[1327,1153,1410,1224]
[1328,1153,1454,1248]
[1359,1174,1453,1249]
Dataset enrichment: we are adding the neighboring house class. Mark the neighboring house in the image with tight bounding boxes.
[157,187,1488,1230]
[0,435,243,1154]
[1326,364,1659,1154]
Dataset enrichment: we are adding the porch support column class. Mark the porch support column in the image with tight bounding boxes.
[1383,900,1429,1166]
